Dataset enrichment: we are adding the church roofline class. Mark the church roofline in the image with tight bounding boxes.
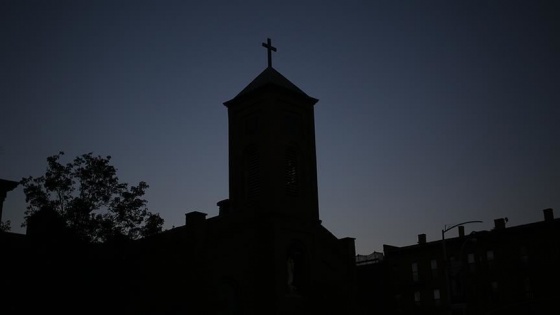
[223,67,318,107]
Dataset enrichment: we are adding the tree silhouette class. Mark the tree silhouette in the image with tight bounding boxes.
[20,152,163,243]
[0,220,10,232]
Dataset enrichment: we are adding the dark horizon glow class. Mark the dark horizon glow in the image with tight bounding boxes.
[1,0,559,254]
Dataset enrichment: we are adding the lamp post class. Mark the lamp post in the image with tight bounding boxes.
[442,220,482,315]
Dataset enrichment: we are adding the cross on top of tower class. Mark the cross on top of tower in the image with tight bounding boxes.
[261,38,277,68]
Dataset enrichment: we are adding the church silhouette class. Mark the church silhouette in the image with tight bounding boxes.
[1,38,357,315]
[127,38,358,315]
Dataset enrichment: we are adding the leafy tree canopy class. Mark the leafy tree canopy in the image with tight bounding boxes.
[21,152,164,243]
[0,220,10,232]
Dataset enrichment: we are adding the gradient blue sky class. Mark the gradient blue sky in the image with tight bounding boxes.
[1,0,559,254]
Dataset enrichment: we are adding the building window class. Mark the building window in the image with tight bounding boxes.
[414,291,421,304]
[487,250,495,268]
[433,289,441,306]
[520,246,528,264]
[412,262,419,282]
[218,277,241,315]
[431,259,438,279]
[467,253,476,273]
[490,281,499,303]
[524,277,533,300]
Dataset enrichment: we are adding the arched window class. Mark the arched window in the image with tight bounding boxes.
[285,146,300,196]
[287,241,306,295]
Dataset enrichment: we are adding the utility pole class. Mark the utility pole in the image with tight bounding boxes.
[442,220,483,315]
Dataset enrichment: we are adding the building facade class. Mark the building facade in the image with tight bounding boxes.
[357,208,560,315]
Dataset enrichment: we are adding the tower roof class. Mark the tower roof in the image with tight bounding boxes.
[225,67,317,106]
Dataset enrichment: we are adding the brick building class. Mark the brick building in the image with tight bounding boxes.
[357,208,560,315]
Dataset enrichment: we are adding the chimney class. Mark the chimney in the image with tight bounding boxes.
[185,211,207,226]
[339,237,357,266]
[493,218,506,230]
[543,208,554,221]
[418,234,426,244]
[458,225,465,237]
[217,199,231,216]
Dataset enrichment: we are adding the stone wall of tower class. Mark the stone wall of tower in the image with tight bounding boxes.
[223,70,319,222]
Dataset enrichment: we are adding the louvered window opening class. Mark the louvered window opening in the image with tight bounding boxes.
[285,148,299,196]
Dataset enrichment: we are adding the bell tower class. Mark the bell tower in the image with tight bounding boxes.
[223,38,319,222]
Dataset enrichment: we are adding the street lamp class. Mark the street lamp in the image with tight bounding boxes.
[442,220,482,315]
